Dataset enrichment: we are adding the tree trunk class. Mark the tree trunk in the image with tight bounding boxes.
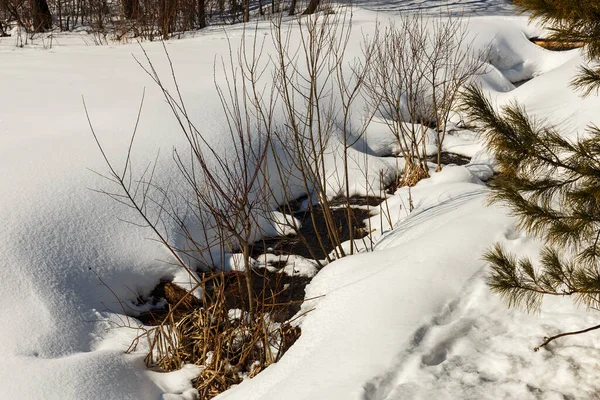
[197,0,206,28]
[229,0,237,23]
[288,0,296,15]
[159,0,176,39]
[302,0,318,15]
[122,0,139,19]
[0,20,8,37]
[242,0,249,22]
[56,0,62,30]
[30,0,52,32]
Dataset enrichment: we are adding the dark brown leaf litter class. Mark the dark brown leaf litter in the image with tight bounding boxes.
[428,151,471,166]
[135,192,383,394]
[138,193,384,327]
[253,196,382,260]
[138,267,311,325]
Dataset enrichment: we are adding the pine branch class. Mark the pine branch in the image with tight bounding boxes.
[486,244,553,311]
[518,1,600,39]
[571,65,600,97]
[513,0,600,23]
[483,245,600,312]
[466,0,600,351]
[463,86,600,251]
[514,0,600,58]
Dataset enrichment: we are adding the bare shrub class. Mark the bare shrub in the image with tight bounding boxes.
[267,7,380,259]
[140,270,304,399]
[365,12,484,186]
[88,6,483,398]
[0,0,332,42]
[87,44,294,395]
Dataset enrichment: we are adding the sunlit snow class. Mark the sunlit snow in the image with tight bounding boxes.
[1,1,599,399]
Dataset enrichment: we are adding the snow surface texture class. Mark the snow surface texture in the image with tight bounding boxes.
[1,3,599,400]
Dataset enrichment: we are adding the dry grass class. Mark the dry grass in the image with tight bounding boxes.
[532,38,585,51]
[133,270,305,399]
[398,162,430,188]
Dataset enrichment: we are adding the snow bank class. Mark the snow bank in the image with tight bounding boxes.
[0,32,238,399]
[217,167,509,400]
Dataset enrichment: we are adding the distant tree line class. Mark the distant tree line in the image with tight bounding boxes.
[0,0,321,40]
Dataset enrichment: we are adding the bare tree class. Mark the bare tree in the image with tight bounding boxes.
[31,0,51,31]
[0,19,8,36]
[302,0,318,15]
[197,0,205,28]
[122,0,139,19]
[426,16,484,172]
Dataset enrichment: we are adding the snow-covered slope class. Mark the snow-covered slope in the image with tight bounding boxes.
[1,3,599,400]
[0,34,233,399]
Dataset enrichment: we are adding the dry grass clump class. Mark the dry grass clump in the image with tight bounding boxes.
[135,271,304,399]
[531,38,585,51]
[398,163,431,188]
[149,306,299,398]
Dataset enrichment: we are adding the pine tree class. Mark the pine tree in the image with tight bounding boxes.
[463,0,600,350]
[514,0,600,58]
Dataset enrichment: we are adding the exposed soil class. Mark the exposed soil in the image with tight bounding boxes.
[252,201,377,261]
[330,194,385,207]
[428,151,471,166]
[134,151,478,398]
[138,192,385,330]
[139,150,470,327]
[137,280,201,325]
[138,268,311,325]
[513,79,531,88]
[384,151,471,166]
[136,280,201,325]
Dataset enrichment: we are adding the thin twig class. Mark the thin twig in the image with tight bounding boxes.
[534,323,600,351]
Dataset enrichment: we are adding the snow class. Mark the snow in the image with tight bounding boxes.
[258,253,319,277]
[0,32,220,400]
[1,2,600,400]
[216,12,600,400]
[219,167,508,400]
